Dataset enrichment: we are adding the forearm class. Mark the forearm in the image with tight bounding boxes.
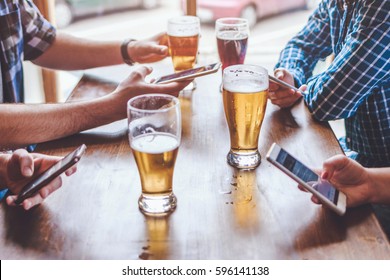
[32,33,123,70]
[368,168,390,205]
[0,95,124,148]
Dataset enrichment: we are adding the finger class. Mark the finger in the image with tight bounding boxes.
[311,195,321,205]
[146,80,192,94]
[130,66,153,79]
[6,195,17,206]
[138,53,168,63]
[38,176,63,199]
[6,195,35,210]
[269,83,281,92]
[269,96,300,108]
[146,45,168,56]
[322,155,350,180]
[65,165,77,176]
[157,32,168,46]
[299,84,307,93]
[11,149,34,177]
[274,68,286,80]
[298,184,309,192]
[25,177,62,210]
[269,88,296,99]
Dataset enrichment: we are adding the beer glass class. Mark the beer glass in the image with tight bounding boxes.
[222,65,268,169]
[128,94,181,215]
[167,16,200,72]
[216,18,249,71]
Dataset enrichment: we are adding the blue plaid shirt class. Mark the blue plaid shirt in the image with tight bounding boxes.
[276,0,390,168]
[0,0,55,200]
[0,0,56,103]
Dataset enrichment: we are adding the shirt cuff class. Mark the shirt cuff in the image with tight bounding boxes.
[0,189,8,201]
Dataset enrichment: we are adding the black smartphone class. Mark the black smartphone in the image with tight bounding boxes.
[15,144,87,204]
[153,62,221,84]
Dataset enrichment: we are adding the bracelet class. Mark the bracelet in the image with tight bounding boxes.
[121,38,136,66]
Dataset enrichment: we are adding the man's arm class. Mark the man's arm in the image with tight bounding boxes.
[0,67,190,149]
[32,32,169,70]
[275,0,333,87]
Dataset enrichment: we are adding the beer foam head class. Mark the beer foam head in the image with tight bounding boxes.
[216,30,248,40]
[223,65,269,92]
[168,16,200,37]
[131,133,179,154]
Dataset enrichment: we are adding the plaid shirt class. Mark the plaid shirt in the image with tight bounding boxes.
[0,0,56,103]
[276,0,390,168]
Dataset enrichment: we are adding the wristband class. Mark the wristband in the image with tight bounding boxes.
[121,38,136,66]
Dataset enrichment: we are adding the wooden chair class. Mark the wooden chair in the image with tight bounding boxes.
[33,0,60,103]
[186,0,197,16]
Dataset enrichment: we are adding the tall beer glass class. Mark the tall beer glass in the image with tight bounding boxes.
[167,16,200,72]
[216,18,249,71]
[128,94,181,215]
[222,65,268,169]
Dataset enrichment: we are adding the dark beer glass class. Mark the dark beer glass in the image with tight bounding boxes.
[216,18,249,71]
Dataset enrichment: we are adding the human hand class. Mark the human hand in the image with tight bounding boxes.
[127,32,169,64]
[0,149,77,210]
[318,155,373,207]
[268,68,305,108]
[300,155,373,208]
[115,66,191,98]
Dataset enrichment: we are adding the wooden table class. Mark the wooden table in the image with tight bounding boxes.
[1,73,389,260]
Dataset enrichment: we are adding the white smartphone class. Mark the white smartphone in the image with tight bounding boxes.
[153,62,221,84]
[266,143,346,215]
[268,75,304,95]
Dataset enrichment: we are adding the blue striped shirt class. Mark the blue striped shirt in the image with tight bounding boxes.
[0,0,56,103]
[276,0,390,167]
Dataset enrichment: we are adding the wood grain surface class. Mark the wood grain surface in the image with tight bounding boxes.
[1,74,389,260]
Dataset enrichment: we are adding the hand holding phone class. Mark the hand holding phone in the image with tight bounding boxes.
[268,75,305,95]
[266,143,346,215]
[153,63,221,84]
[14,144,86,205]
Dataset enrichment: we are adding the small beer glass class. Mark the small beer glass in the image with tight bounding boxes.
[128,94,181,215]
[222,65,268,169]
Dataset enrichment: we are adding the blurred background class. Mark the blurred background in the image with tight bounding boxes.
[27,0,344,136]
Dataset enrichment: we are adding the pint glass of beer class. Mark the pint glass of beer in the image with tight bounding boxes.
[216,18,249,71]
[222,65,268,169]
[128,94,181,215]
[167,16,200,72]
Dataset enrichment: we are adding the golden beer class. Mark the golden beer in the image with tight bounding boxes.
[131,133,179,197]
[223,88,268,154]
[222,65,269,169]
[168,34,199,72]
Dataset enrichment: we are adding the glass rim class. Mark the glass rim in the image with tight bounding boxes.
[216,17,249,27]
[223,64,268,75]
[168,15,200,25]
[127,94,180,113]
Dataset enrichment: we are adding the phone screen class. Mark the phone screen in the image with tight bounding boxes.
[156,63,217,83]
[275,148,338,204]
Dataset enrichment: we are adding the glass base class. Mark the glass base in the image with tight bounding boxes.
[227,150,261,169]
[138,193,177,215]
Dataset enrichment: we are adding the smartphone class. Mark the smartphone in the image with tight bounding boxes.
[266,143,346,215]
[153,62,221,84]
[268,75,304,95]
[15,144,87,204]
